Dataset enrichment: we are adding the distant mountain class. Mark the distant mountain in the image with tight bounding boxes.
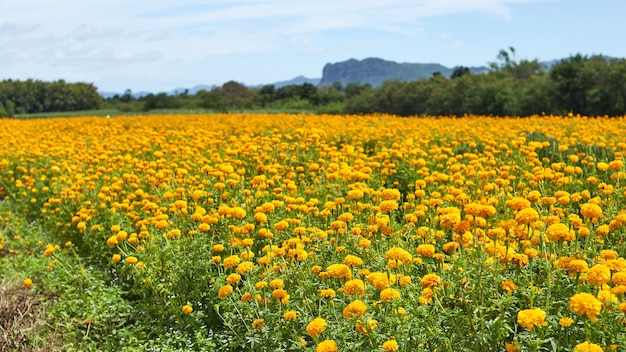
[102,56,587,98]
[270,76,321,88]
[320,57,489,87]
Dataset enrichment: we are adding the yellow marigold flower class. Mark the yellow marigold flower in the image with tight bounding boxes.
[381,188,401,201]
[324,263,352,279]
[416,244,436,257]
[255,281,268,290]
[125,256,138,265]
[318,288,336,298]
[226,273,241,284]
[355,318,378,334]
[386,247,412,263]
[516,208,539,225]
[500,280,517,294]
[379,200,398,213]
[585,264,611,286]
[398,274,412,287]
[316,340,338,352]
[236,261,254,274]
[442,241,459,253]
[182,305,193,315]
[253,212,268,223]
[344,254,363,267]
[272,288,288,300]
[382,339,399,352]
[546,223,574,242]
[252,318,264,330]
[223,255,241,269]
[597,286,618,304]
[567,259,588,275]
[218,284,234,298]
[380,288,401,301]
[507,197,531,211]
[283,310,297,321]
[517,308,548,330]
[106,235,118,247]
[273,220,289,231]
[420,273,440,288]
[111,254,121,263]
[367,272,391,290]
[347,189,364,200]
[574,342,604,352]
[569,292,602,321]
[306,317,327,337]
[344,279,365,295]
[440,211,461,230]
[342,300,366,319]
[241,292,253,303]
[23,278,32,289]
[419,287,434,305]
[612,272,626,285]
[600,249,618,261]
[338,212,354,222]
[558,317,574,327]
[580,203,603,220]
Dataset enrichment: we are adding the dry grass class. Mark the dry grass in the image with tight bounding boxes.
[0,280,53,352]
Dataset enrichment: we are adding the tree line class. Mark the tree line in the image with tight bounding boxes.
[2,52,626,117]
[0,79,102,117]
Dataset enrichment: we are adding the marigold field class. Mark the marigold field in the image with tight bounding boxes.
[2,113,626,351]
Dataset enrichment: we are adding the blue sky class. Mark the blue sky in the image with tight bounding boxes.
[1,0,624,93]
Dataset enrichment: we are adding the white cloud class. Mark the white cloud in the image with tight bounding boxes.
[0,0,545,90]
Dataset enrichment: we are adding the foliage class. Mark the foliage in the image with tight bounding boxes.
[0,79,102,114]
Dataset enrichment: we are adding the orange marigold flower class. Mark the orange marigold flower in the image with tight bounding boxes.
[500,280,517,294]
[316,339,338,352]
[515,208,539,225]
[318,288,336,298]
[580,203,603,220]
[567,259,588,275]
[379,200,398,213]
[517,308,548,330]
[223,255,241,269]
[569,292,602,321]
[125,256,138,265]
[342,300,366,319]
[546,223,574,242]
[420,273,440,288]
[344,279,365,295]
[218,284,234,298]
[324,263,352,279]
[386,247,412,263]
[182,305,193,315]
[367,272,391,290]
[382,339,399,352]
[416,244,436,257]
[226,273,241,284]
[273,220,289,231]
[306,317,327,337]
[23,278,32,289]
[380,288,401,301]
[252,318,264,330]
[585,264,611,286]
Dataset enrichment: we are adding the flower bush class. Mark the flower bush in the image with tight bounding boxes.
[2,113,626,351]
